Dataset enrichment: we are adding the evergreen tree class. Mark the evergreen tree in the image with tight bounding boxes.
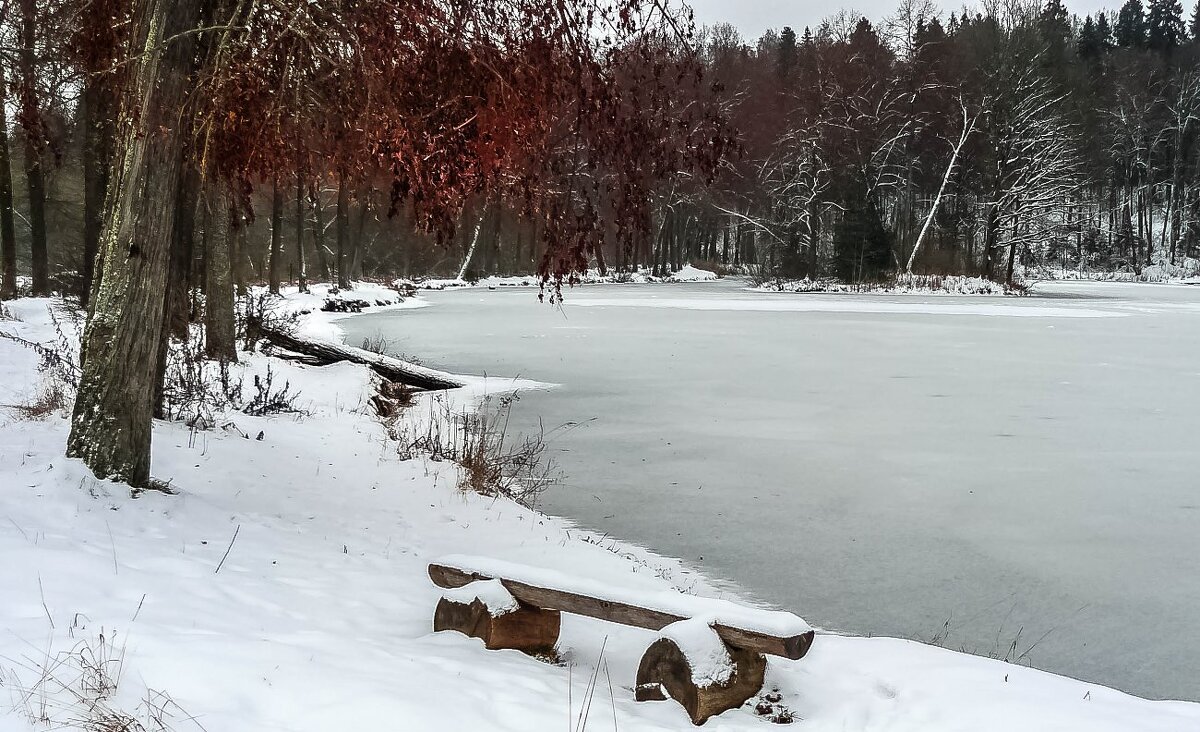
[833,186,893,283]
[1147,0,1187,50]
[1096,11,1115,49]
[1190,0,1200,38]
[1078,15,1103,59]
[1040,0,1072,53]
[777,26,798,83]
[1116,0,1148,47]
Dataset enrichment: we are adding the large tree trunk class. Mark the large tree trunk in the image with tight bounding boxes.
[203,181,237,362]
[0,67,17,300]
[67,0,207,488]
[18,0,49,295]
[268,175,283,293]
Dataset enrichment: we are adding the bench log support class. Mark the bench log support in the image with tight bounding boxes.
[635,631,767,725]
[434,596,560,655]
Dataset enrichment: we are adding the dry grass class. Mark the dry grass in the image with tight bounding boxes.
[393,393,563,507]
[919,614,1056,667]
[1,631,203,732]
[4,378,69,420]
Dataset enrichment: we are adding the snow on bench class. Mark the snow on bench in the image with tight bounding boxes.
[428,555,817,725]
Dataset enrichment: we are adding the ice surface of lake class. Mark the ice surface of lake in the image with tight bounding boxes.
[342,279,1200,701]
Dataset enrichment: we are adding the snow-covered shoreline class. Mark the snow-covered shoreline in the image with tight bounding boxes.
[398,264,722,291]
[3,294,1199,731]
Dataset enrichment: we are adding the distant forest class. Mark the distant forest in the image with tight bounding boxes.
[1,0,1199,297]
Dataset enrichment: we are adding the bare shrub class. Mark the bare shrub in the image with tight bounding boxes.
[393,393,562,506]
[242,366,301,417]
[238,292,301,349]
[160,329,242,428]
[161,329,303,427]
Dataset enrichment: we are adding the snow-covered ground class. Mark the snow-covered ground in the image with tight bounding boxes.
[3,290,1199,731]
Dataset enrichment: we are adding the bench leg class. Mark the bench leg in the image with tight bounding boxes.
[434,597,560,655]
[635,634,767,725]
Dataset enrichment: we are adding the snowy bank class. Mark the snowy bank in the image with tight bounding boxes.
[2,298,1198,731]
[752,273,1017,296]
[398,264,721,291]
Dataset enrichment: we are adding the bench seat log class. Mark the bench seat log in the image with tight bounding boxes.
[428,562,814,661]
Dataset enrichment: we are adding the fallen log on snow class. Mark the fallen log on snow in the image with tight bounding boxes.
[254,324,467,391]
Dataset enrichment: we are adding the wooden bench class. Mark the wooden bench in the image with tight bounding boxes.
[429,555,815,725]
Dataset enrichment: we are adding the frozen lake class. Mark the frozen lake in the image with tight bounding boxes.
[341,279,1200,701]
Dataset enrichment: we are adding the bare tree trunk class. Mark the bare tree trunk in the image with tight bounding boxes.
[80,76,115,307]
[204,181,237,362]
[0,67,17,300]
[311,181,331,280]
[457,207,486,281]
[335,171,349,288]
[349,187,369,279]
[67,0,207,488]
[908,107,975,275]
[295,173,307,292]
[983,204,999,280]
[268,175,283,293]
[18,0,49,295]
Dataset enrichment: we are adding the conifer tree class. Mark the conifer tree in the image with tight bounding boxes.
[1096,11,1115,49]
[1116,0,1148,47]
[1078,15,1102,59]
[1147,0,1187,50]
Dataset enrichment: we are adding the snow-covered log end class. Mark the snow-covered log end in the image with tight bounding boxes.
[441,579,520,618]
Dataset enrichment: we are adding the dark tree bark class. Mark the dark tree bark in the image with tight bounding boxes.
[203,180,237,362]
[152,162,201,418]
[0,68,17,300]
[268,175,283,293]
[80,77,115,307]
[349,187,369,280]
[18,0,49,295]
[231,205,247,296]
[294,173,307,292]
[67,0,209,488]
[311,181,331,280]
[335,170,349,287]
[168,164,200,337]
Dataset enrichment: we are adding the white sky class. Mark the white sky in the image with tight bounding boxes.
[683,0,1118,42]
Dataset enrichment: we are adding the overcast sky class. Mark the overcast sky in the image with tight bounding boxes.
[684,0,1116,42]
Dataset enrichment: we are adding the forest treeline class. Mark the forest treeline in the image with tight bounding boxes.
[1,0,1199,299]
